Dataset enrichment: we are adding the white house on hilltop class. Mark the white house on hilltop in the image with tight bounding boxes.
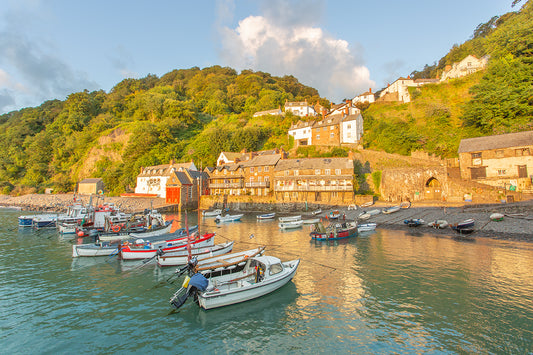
[352,88,375,104]
[284,100,317,117]
[441,54,489,81]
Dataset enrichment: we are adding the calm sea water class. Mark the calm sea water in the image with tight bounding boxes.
[1,209,532,354]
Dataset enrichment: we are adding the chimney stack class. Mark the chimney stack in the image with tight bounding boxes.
[369,88,372,93]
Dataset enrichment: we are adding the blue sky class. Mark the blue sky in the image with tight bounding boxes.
[0,0,516,114]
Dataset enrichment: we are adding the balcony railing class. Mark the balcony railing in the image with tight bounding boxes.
[208,182,244,188]
[245,181,270,188]
[274,185,353,192]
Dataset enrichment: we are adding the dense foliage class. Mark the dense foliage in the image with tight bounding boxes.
[0,67,326,194]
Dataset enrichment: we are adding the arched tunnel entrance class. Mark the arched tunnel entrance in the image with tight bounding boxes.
[425,177,442,200]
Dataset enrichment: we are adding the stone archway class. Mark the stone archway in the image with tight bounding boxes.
[425,177,442,200]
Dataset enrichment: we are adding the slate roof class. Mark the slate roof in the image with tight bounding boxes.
[242,154,281,167]
[79,178,102,183]
[314,114,344,128]
[458,131,533,153]
[274,157,353,171]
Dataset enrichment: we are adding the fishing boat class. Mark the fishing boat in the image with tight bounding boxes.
[347,204,357,210]
[257,212,276,220]
[404,218,425,227]
[358,212,372,220]
[18,215,37,227]
[400,201,411,209]
[279,219,303,229]
[203,209,222,217]
[156,242,234,266]
[328,210,341,219]
[428,220,449,229]
[215,214,244,223]
[360,201,374,208]
[97,221,173,242]
[302,218,320,224]
[490,213,504,222]
[382,206,400,214]
[120,233,216,260]
[72,229,205,258]
[195,246,266,276]
[32,214,58,229]
[278,215,302,222]
[357,223,377,233]
[310,221,357,241]
[169,255,300,310]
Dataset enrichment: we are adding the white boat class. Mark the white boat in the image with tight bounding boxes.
[358,212,372,220]
[311,209,322,215]
[72,241,123,258]
[428,220,449,229]
[215,214,244,223]
[156,242,234,266]
[278,215,301,222]
[360,201,374,208]
[347,204,357,210]
[490,213,504,221]
[170,255,300,310]
[279,220,303,229]
[96,222,174,241]
[203,209,222,217]
[257,212,276,220]
[195,246,266,274]
[120,233,216,260]
[357,223,377,232]
[302,218,320,224]
[382,206,400,214]
[368,209,381,216]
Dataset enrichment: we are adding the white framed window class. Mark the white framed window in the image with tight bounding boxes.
[294,170,299,176]
[315,169,320,175]
[335,169,341,175]
[497,169,507,176]
[325,169,330,175]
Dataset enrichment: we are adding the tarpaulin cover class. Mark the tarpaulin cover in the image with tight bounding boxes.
[189,273,209,291]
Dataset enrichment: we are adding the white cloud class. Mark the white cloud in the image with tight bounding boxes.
[218,1,374,102]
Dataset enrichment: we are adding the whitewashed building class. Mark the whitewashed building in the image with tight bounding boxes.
[441,55,489,81]
[340,113,364,144]
[352,88,375,104]
[134,161,197,198]
[288,120,316,147]
[284,100,317,117]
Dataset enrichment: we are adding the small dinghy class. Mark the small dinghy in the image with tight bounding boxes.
[451,218,475,230]
[404,218,425,227]
[311,209,322,216]
[156,241,235,266]
[357,223,377,233]
[382,206,400,214]
[203,209,222,217]
[279,220,304,230]
[302,218,320,224]
[428,220,449,229]
[327,210,341,219]
[215,214,243,223]
[257,212,276,220]
[490,213,504,222]
[120,233,216,260]
[278,215,302,222]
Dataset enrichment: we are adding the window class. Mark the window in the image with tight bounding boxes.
[330,126,334,130]
[315,169,320,175]
[325,169,331,175]
[335,169,341,175]
[258,167,262,172]
[258,176,262,182]
[250,167,254,173]
[316,134,320,140]
[294,170,299,176]
[496,150,504,158]
[515,148,530,156]
[316,127,320,132]
[223,170,227,175]
[284,171,290,176]
[330,132,334,138]
[497,169,507,176]
[347,124,351,129]
[471,152,482,158]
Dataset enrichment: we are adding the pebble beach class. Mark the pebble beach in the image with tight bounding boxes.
[1,193,532,242]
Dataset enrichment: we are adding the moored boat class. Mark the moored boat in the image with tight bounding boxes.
[302,218,320,224]
[169,255,300,310]
[279,219,303,229]
[428,220,449,229]
[357,223,377,233]
[257,212,276,220]
[215,214,244,223]
[450,218,475,231]
[97,221,173,242]
[203,209,222,217]
[490,213,504,222]
[382,206,400,214]
[328,210,341,219]
[120,233,216,260]
[156,241,234,266]
[310,221,357,241]
[404,218,425,227]
[311,208,322,215]
[278,215,302,222]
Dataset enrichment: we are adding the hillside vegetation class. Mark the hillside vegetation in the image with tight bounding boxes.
[364,0,532,156]
[0,67,328,195]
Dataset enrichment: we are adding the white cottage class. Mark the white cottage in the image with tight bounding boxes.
[134,161,197,198]
[284,100,317,117]
[352,88,375,104]
[288,120,315,147]
[441,55,489,81]
[340,113,364,144]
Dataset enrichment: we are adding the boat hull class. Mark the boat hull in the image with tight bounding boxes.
[198,259,300,310]
[120,234,215,260]
[156,242,234,266]
[310,226,357,241]
[357,223,377,232]
[279,220,303,229]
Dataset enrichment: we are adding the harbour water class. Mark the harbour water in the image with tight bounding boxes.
[1,209,532,354]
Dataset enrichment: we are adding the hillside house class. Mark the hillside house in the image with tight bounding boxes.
[78,178,104,195]
[441,55,489,81]
[458,131,533,191]
[273,157,354,203]
[288,120,316,147]
[284,100,317,117]
[378,77,439,103]
[340,113,364,144]
[312,115,344,146]
[252,107,283,117]
[134,161,197,198]
[352,88,375,104]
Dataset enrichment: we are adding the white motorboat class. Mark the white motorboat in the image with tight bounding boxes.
[279,219,303,229]
[203,209,222,217]
[357,223,377,232]
[120,233,216,260]
[96,222,173,242]
[302,218,320,224]
[195,246,266,274]
[490,213,504,221]
[156,242,234,266]
[428,220,449,229]
[311,209,322,215]
[215,214,244,223]
[278,215,301,222]
[169,255,300,310]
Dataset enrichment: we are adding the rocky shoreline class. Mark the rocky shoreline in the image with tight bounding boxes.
[1,193,532,242]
